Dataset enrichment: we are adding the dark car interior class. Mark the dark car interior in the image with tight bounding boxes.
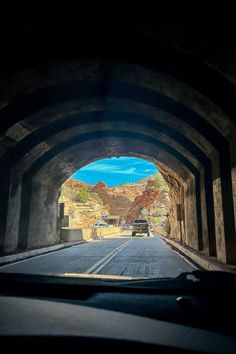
[1,270,236,353]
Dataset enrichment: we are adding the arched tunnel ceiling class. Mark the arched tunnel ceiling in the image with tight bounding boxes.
[0,62,235,176]
[0,5,235,262]
[29,139,188,187]
[30,136,193,187]
[0,62,234,136]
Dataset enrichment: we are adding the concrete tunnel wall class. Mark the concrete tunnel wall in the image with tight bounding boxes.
[0,14,236,266]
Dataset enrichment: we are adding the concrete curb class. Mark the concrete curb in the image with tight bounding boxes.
[156,233,236,274]
[0,240,87,266]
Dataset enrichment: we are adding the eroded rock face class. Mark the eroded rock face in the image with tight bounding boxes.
[157,163,185,242]
[59,175,171,228]
[59,179,144,227]
[92,179,171,224]
[92,181,143,219]
[59,180,110,227]
[92,181,109,192]
[125,186,167,223]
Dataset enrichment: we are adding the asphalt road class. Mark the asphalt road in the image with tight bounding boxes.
[0,233,197,278]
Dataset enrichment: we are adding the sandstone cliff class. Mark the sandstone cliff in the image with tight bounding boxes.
[91,181,145,219]
[125,179,168,223]
[59,173,170,228]
[59,180,110,228]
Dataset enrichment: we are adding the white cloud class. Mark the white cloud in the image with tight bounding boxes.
[77,157,157,177]
[81,164,113,172]
[80,163,146,176]
[145,168,153,172]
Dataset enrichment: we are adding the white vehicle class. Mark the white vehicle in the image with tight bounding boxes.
[94,222,109,228]
[122,224,132,230]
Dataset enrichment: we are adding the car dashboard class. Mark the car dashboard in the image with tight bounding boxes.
[0,271,236,354]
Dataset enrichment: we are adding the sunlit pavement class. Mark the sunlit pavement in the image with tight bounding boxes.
[0,234,197,278]
[103,230,155,238]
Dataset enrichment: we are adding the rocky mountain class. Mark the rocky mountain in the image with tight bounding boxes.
[91,181,145,219]
[59,173,170,228]
[59,180,110,228]
[125,179,168,223]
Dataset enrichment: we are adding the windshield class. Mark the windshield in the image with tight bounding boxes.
[1,11,236,354]
[0,50,235,286]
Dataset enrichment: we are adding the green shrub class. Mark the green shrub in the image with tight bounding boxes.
[77,187,89,203]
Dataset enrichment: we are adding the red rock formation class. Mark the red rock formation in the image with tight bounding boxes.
[62,177,170,227]
[92,181,132,218]
[92,181,109,192]
[64,179,89,189]
[126,187,166,223]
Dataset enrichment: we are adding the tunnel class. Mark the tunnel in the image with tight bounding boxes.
[0,5,235,266]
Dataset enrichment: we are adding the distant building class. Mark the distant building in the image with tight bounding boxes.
[100,215,120,226]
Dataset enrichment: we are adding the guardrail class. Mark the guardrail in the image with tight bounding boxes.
[61,227,121,242]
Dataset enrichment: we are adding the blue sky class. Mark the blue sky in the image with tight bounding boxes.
[71,157,158,187]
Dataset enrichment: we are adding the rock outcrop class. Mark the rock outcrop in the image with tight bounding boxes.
[157,163,185,243]
[59,180,110,227]
[59,174,170,228]
[92,181,139,219]
[125,182,168,223]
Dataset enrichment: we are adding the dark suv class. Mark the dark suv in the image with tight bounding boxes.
[132,219,150,237]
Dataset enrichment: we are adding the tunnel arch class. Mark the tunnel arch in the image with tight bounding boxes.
[18,138,193,250]
[0,56,235,265]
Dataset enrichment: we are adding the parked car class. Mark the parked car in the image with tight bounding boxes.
[132,219,150,236]
[122,224,132,230]
[94,222,109,228]
[157,222,164,227]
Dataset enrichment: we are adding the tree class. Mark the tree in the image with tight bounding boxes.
[78,187,89,203]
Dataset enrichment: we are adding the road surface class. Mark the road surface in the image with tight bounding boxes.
[0,233,197,278]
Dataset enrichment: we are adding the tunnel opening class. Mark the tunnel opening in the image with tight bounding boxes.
[58,157,173,241]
